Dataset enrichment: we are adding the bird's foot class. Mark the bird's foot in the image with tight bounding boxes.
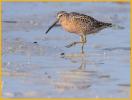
[65,42,76,48]
[81,51,84,54]
[81,50,85,54]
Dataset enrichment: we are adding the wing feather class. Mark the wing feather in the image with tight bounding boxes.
[70,12,98,25]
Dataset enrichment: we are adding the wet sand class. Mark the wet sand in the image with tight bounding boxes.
[2,2,130,98]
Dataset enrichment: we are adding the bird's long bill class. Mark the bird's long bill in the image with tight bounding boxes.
[45,19,59,34]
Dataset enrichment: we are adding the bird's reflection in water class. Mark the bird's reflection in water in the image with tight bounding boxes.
[54,53,97,92]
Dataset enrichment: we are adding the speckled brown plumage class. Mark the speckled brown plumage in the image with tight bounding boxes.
[46,11,112,53]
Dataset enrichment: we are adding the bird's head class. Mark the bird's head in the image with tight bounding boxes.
[57,11,67,19]
[45,11,67,34]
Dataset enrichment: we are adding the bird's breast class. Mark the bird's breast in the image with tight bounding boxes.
[59,18,83,35]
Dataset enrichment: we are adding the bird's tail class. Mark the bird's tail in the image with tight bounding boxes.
[105,23,113,27]
[104,23,124,30]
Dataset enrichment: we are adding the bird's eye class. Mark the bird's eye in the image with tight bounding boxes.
[57,14,63,19]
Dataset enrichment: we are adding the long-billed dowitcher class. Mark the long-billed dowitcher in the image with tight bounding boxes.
[45,11,112,53]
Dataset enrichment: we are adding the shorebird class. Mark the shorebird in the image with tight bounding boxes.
[45,11,112,53]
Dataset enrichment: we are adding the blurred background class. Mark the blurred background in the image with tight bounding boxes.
[2,2,130,98]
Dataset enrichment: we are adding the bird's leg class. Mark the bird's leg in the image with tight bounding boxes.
[65,41,78,48]
[65,36,82,48]
[65,35,87,49]
[81,35,87,54]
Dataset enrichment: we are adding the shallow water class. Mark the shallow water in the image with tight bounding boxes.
[2,2,130,98]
